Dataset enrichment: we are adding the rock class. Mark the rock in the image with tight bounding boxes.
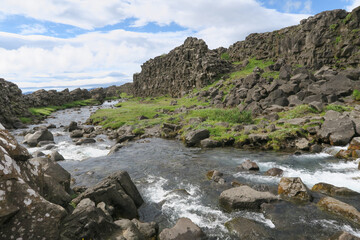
[24,128,54,147]
[113,219,144,240]
[0,129,31,161]
[318,197,360,225]
[349,137,360,150]
[200,138,221,148]
[75,138,96,145]
[73,170,144,220]
[108,143,123,155]
[138,115,149,120]
[248,133,269,143]
[295,138,310,150]
[68,121,80,132]
[225,217,273,240]
[184,129,210,147]
[278,177,312,203]
[310,144,323,153]
[117,134,136,143]
[312,183,359,197]
[60,198,119,240]
[159,218,206,240]
[309,101,324,112]
[33,150,45,157]
[329,231,360,240]
[318,111,355,146]
[265,168,284,177]
[132,219,158,239]
[50,150,65,161]
[70,129,83,138]
[238,159,259,171]
[219,186,278,212]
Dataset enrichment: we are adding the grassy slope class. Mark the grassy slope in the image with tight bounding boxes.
[90,58,358,149]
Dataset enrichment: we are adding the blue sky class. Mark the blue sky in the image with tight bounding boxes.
[0,0,358,92]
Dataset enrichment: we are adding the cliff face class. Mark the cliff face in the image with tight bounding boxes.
[133,37,231,97]
[227,7,360,69]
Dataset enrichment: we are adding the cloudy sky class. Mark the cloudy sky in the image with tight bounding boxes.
[0,0,359,92]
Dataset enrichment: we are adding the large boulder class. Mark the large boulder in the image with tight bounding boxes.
[73,170,143,220]
[219,186,278,212]
[60,198,119,240]
[318,197,360,225]
[159,218,206,240]
[0,129,31,161]
[312,183,359,197]
[318,111,355,146]
[278,177,313,203]
[349,137,360,150]
[184,129,210,147]
[238,159,260,171]
[24,128,54,147]
[0,129,67,239]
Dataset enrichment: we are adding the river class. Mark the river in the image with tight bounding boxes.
[12,101,360,239]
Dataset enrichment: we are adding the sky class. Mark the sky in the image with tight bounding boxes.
[0,0,359,92]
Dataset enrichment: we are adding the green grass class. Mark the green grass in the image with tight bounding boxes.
[229,57,275,80]
[335,36,342,45]
[29,99,101,116]
[330,23,338,31]
[353,89,360,101]
[221,52,230,60]
[19,117,32,124]
[186,108,252,124]
[343,13,352,24]
[325,104,353,112]
[262,71,279,80]
[278,105,319,119]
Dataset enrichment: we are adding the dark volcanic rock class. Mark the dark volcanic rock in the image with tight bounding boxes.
[185,129,210,147]
[133,37,231,97]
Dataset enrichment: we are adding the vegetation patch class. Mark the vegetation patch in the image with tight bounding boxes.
[325,104,353,112]
[353,89,360,101]
[187,108,252,124]
[343,13,352,24]
[229,57,275,80]
[19,117,32,124]
[221,52,230,60]
[278,105,318,119]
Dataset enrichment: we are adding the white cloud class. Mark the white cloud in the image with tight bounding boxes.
[0,0,310,90]
[346,0,360,11]
[284,1,302,13]
[19,24,47,35]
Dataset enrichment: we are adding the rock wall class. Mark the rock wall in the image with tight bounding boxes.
[227,7,360,69]
[133,37,231,97]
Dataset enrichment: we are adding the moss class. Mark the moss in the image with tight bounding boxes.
[19,117,32,124]
[133,128,145,136]
[69,202,77,209]
[228,57,275,80]
[262,71,279,80]
[335,36,342,45]
[221,52,230,60]
[330,23,338,31]
[353,89,360,101]
[325,104,354,112]
[343,13,352,24]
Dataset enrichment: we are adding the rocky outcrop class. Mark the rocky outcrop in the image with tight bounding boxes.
[227,7,360,69]
[133,37,231,97]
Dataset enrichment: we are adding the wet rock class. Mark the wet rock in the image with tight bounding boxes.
[335,149,359,160]
[184,129,210,147]
[238,159,259,171]
[132,219,159,240]
[50,150,65,161]
[68,121,80,132]
[159,218,206,240]
[24,128,54,147]
[248,133,269,143]
[33,150,45,157]
[200,138,221,148]
[329,231,360,240]
[225,217,273,240]
[318,197,360,226]
[75,138,96,145]
[113,219,144,240]
[73,170,144,220]
[117,134,136,143]
[0,129,31,161]
[60,198,118,240]
[70,129,83,138]
[278,177,313,203]
[312,183,359,197]
[295,138,310,150]
[265,168,284,177]
[44,144,56,150]
[108,143,123,155]
[219,186,278,212]
[349,137,360,150]
[310,144,323,153]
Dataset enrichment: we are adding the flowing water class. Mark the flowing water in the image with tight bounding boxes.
[12,102,360,239]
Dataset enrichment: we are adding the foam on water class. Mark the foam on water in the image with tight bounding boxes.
[142,175,275,238]
[308,219,360,237]
[56,141,110,161]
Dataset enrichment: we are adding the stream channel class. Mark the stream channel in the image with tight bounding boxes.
[11,101,360,239]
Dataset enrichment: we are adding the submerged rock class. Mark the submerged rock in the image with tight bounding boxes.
[318,197,360,226]
[159,218,206,240]
[278,177,313,203]
[265,168,284,177]
[225,217,273,240]
[219,185,278,212]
